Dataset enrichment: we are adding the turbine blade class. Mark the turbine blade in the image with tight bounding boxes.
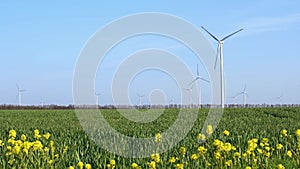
[16,84,19,91]
[197,64,199,76]
[214,44,220,69]
[189,77,199,86]
[200,78,210,83]
[201,26,220,42]
[221,28,243,41]
[243,85,247,92]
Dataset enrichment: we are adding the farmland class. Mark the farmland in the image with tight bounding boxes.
[0,108,300,168]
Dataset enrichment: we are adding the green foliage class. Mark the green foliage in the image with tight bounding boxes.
[0,108,299,168]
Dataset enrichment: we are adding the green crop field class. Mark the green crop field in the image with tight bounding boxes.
[0,108,300,169]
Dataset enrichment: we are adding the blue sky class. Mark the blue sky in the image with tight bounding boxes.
[1,1,300,105]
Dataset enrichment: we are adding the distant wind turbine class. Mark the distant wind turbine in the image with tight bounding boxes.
[169,97,175,105]
[40,98,45,107]
[189,64,210,107]
[276,94,283,105]
[229,96,237,105]
[95,93,101,106]
[201,26,243,108]
[137,94,144,107]
[184,83,195,107]
[16,84,26,106]
[236,85,248,106]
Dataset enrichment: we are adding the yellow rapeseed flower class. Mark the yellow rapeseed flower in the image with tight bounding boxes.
[23,148,28,154]
[197,134,206,141]
[8,159,15,165]
[234,152,241,158]
[13,145,21,154]
[148,161,156,169]
[9,130,17,138]
[175,163,184,169]
[85,164,92,169]
[257,148,263,154]
[295,129,300,137]
[198,146,207,155]
[48,160,53,165]
[286,150,292,157]
[245,166,252,169]
[0,140,4,146]
[63,146,68,153]
[281,129,288,137]
[169,157,176,163]
[179,147,186,156]
[191,153,198,160]
[77,161,84,169]
[277,164,285,169]
[262,138,269,143]
[110,159,116,166]
[222,142,232,152]
[68,166,75,169]
[21,134,27,141]
[213,139,223,149]
[151,153,161,163]
[223,130,230,136]
[214,152,221,159]
[43,132,51,140]
[206,125,213,135]
[33,141,43,150]
[225,160,232,167]
[131,162,141,169]
[7,146,12,151]
[155,133,162,143]
[264,152,270,158]
[276,144,283,150]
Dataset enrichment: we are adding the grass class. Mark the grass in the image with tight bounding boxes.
[0,107,300,168]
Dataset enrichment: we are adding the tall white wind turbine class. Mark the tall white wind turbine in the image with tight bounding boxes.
[189,64,210,107]
[201,26,243,108]
[16,84,26,106]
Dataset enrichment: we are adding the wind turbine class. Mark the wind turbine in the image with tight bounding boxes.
[137,94,144,107]
[201,26,243,108]
[95,92,101,106]
[229,96,237,105]
[169,97,175,105]
[184,84,195,108]
[276,94,283,105]
[189,64,210,107]
[236,85,248,107]
[16,84,26,106]
[40,98,45,107]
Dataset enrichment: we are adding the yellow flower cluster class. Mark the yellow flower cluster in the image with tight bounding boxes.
[2,129,71,168]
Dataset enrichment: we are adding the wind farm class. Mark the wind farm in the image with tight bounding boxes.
[1,1,300,169]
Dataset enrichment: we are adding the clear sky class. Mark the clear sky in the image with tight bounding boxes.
[1,1,300,105]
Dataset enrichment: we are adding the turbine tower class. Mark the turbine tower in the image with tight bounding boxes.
[201,26,243,108]
[95,93,101,106]
[184,84,194,108]
[16,84,26,106]
[189,64,210,107]
[236,85,248,107]
[40,98,45,107]
[137,94,144,107]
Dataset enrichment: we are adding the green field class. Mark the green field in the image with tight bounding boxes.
[0,108,300,168]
